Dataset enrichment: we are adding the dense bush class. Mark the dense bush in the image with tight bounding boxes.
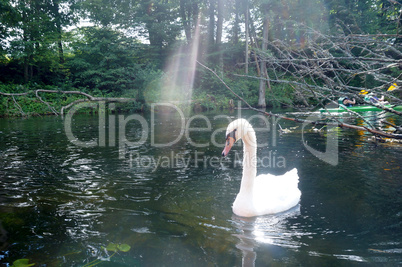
[66,27,141,95]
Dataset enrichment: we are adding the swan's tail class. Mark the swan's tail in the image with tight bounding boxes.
[261,168,299,191]
[280,168,301,211]
[284,168,299,183]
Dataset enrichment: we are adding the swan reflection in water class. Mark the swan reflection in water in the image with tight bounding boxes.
[232,205,302,267]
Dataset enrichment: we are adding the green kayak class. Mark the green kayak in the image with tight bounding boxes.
[319,104,402,113]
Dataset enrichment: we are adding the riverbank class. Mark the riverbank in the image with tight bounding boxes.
[0,93,227,118]
[0,87,290,118]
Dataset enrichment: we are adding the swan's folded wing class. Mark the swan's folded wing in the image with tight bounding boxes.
[253,169,301,214]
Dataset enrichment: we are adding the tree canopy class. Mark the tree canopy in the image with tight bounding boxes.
[0,0,401,114]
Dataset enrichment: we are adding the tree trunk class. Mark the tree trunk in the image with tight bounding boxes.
[180,0,192,43]
[54,1,64,64]
[216,0,223,70]
[245,2,249,74]
[192,2,199,38]
[208,0,215,47]
[58,33,64,64]
[22,9,30,83]
[216,0,223,44]
[233,0,240,45]
[29,53,34,80]
[24,58,29,83]
[258,11,269,108]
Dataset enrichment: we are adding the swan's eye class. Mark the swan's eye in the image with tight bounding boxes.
[226,129,236,141]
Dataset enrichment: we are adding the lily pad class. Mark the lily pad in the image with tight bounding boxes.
[117,244,131,252]
[101,242,131,253]
[103,243,119,252]
[11,259,35,267]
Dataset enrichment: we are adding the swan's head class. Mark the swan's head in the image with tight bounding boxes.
[222,119,252,157]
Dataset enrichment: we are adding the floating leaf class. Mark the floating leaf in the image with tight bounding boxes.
[101,242,131,253]
[118,244,131,252]
[11,259,35,267]
[103,243,118,252]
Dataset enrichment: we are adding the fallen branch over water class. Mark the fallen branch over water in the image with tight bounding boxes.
[196,60,402,140]
[0,89,136,117]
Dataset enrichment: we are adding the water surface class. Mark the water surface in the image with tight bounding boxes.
[0,108,401,266]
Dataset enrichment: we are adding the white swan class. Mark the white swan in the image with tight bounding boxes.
[222,119,301,217]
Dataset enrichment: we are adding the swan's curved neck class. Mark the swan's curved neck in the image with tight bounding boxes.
[239,129,257,195]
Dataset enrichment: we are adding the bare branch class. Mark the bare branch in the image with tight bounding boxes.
[197,51,402,140]
[0,92,29,96]
[35,90,59,115]
[0,89,136,116]
[11,95,26,116]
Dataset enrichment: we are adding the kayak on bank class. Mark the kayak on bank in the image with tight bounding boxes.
[319,104,402,113]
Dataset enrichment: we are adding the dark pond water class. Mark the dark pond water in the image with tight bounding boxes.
[0,106,401,266]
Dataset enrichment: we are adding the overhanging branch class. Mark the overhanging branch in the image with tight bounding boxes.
[197,60,402,140]
[0,89,136,116]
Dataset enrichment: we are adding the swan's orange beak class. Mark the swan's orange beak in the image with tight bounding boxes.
[222,136,235,157]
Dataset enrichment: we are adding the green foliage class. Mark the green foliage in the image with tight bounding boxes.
[133,67,164,103]
[142,71,165,104]
[195,66,260,108]
[326,0,401,34]
[0,83,90,117]
[227,71,260,107]
[267,82,295,107]
[66,27,140,94]
[80,243,131,267]
[11,259,35,267]
[102,242,131,252]
[0,0,76,84]
[134,0,182,48]
[0,0,401,117]
[192,91,233,110]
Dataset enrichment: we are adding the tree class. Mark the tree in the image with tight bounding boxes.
[66,27,140,94]
[198,26,402,140]
[325,0,402,35]
[9,0,45,83]
[1,0,401,115]
[216,0,224,44]
[48,0,77,64]
[132,0,181,49]
[179,0,200,43]
[79,0,123,27]
[257,1,269,108]
[0,0,77,84]
[245,0,249,74]
[0,0,17,56]
[207,0,215,48]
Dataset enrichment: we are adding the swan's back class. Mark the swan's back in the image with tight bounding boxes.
[233,168,301,217]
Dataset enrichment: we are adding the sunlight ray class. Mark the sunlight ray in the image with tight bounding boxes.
[160,16,201,116]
